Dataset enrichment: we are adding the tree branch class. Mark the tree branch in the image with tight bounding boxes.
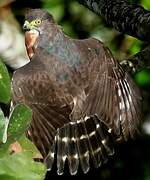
[121,45,150,74]
[77,0,150,42]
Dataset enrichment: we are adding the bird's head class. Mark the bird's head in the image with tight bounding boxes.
[23,8,55,32]
[23,9,55,59]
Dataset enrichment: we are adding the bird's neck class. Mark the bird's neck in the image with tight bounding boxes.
[32,24,81,69]
[35,25,66,53]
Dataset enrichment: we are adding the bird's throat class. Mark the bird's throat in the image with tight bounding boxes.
[25,30,39,59]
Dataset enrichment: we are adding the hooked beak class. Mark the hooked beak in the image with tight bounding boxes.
[23,20,31,31]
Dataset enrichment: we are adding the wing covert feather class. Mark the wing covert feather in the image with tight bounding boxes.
[80,45,142,141]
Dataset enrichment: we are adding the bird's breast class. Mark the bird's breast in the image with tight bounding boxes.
[25,30,39,59]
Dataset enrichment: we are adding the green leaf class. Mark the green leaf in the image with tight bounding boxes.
[134,70,150,87]
[0,108,9,143]
[7,104,32,142]
[18,135,41,158]
[0,108,7,142]
[0,142,10,157]
[0,59,11,104]
[141,0,150,9]
[0,153,46,180]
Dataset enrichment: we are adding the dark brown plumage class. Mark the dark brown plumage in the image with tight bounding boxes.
[12,9,142,175]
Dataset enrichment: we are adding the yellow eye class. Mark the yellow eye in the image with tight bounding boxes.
[36,19,42,25]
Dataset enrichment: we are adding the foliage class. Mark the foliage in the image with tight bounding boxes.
[0,59,46,180]
[0,60,11,104]
[0,153,46,180]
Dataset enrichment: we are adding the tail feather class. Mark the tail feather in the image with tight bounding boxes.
[45,115,114,175]
[44,137,56,171]
[57,127,68,175]
[75,120,90,173]
[66,123,79,175]
[93,116,114,156]
[84,116,102,168]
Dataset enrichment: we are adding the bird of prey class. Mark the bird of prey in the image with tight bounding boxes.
[12,9,142,175]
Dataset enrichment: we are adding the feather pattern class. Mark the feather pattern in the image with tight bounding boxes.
[81,46,142,142]
[54,115,114,174]
[12,9,142,175]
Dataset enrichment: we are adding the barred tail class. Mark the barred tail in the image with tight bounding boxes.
[45,115,114,175]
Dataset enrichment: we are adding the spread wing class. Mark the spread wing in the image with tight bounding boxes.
[81,45,142,141]
[56,40,142,174]
[12,41,142,175]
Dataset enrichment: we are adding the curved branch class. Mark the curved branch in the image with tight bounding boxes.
[121,45,150,74]
[77,0,150,42]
